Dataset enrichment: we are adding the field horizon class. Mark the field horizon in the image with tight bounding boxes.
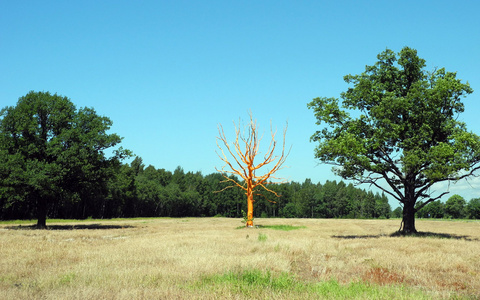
[1,217,479,299]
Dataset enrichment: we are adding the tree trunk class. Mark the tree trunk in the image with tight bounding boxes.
[36,195,47,229]
[246,170,254,227]
[400,199,417,234]
[246,192,254,227]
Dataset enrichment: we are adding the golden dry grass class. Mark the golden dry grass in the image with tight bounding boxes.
[0,218,479,299]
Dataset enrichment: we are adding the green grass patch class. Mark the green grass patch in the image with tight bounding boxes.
[193,269,431,299]
[257,233,268,242]
[257,224,307,231]
[58,272,77,286]
[0,219,38,225]
[196,269,296,292]
[236,224,307,230]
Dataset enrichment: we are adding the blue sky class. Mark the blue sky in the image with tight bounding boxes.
[1,1,480,206]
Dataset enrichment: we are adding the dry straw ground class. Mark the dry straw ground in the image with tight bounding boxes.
[0,218,479,299]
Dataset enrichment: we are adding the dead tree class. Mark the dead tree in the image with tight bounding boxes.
[216,112,289,227]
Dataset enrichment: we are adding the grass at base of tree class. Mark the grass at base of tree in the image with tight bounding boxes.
[257,224,307,231]
[236,224,307,230]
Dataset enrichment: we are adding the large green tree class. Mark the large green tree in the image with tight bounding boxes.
[0,91,129,228]
[445,194,466,219]
[308,47,480,233]
[466,198,480,219]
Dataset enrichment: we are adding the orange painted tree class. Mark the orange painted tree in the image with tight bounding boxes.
[216,112,289,227]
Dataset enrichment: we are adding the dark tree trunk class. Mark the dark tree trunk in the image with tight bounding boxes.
[400,199,417,234]
[36,195,47,229]
[399,177,418,234]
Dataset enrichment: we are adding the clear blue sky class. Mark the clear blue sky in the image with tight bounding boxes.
[1,1,480,206]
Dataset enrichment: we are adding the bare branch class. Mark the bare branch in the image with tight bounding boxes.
[414,191,450,211]
[215,112,289,226]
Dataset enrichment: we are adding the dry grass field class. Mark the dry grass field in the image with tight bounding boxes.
[0,217,479,299]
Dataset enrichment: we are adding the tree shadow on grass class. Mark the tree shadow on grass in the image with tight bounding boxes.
[5,224,134,230]
[332,232,479,241]
[390,231,479,241]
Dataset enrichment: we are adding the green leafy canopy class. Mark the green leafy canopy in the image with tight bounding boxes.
[308,47,480,208]
[0,91,130,227]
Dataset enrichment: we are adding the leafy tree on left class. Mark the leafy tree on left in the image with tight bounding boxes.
[0,91,130,228]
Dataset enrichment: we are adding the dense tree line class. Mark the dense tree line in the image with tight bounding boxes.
[1,156,394,220]
[3,153,480,221]
[391,194,480,220]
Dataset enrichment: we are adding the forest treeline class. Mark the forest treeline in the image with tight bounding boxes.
[1,157,394,220]
[2,155,480,221]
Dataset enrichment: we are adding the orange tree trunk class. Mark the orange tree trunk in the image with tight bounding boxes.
[246,167,254,227]
[246,191,254,227]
